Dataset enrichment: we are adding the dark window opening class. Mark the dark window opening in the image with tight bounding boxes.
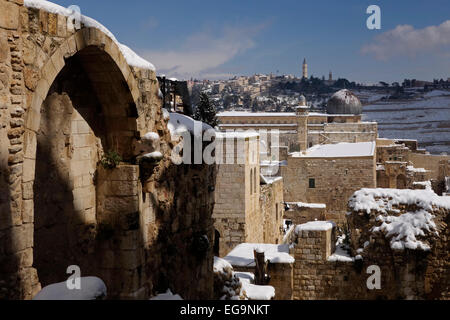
[309,178,316,188]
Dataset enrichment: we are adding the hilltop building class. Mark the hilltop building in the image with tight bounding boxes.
[302,58,308,79]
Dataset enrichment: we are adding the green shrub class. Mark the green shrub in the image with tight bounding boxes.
[100,150,122,169]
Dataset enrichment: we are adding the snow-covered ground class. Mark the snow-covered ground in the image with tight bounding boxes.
[362,92,450,155]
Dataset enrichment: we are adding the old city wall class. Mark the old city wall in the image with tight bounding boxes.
[0,0,215,300]
[292,209,449,300]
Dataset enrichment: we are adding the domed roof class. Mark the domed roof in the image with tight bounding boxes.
[327,89,362,115]
[299,95,306,105]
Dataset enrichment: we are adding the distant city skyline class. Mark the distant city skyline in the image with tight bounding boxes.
[52,0,450,83]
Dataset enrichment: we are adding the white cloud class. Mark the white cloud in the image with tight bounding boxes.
[141,23,267,79]
[361,20,450,60]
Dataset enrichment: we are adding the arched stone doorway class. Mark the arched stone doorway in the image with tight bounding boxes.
[23,29,141,296]
[397,174,407,189]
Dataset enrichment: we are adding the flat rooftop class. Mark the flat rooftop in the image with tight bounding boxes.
[291,141,376,158]
[218,111,361,117]
[224,243,294,267]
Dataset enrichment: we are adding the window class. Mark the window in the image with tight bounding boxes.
[309,178,316,188]
[250,170,253,195]
[253,168,257,194]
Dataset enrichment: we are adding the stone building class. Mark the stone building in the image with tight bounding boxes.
[212,132,284,257]
[217,93,377,152]
[375,138,450,193]
[0,0,216,300]
[281,142,377,224]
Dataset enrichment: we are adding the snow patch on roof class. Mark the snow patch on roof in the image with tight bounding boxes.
[291,142,375,158]
[24,0,155,71]
[150,289,183,300]
[287,202,326,209]
[295,221,335,233]
[33,277,106,300]
[214,256,233,274]
[241,282,275,300]
[224,243,294,267]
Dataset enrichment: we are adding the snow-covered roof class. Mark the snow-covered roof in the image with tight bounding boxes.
[241,282,275,300]
[286,202,326,209]
[218,112,296,117]
[291,142,375,158]
[24,0,155,71]
[224,243,294,267]
[295,221,335,233]
[215,131,259,139]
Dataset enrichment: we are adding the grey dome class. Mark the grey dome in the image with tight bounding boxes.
[327,89,362,115]
[299,95,306,105]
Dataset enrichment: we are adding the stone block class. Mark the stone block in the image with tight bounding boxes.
[0,1,20,30]
[22,158,35,183]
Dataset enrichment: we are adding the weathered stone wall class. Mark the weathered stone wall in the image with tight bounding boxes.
[213,135,260,257]
[284,205,326,225]
[0,0,215,300]
[281,155,376,225]
[259,178,284,244]
[292,192,449,300]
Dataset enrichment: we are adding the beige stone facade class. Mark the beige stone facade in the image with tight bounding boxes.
[281,145,377,225]
[217,111,376,153]
[0,1,215,300]
[213,133,284,256]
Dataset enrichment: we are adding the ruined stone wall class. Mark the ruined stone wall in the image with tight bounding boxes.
[259,178,284,244]
[0,1,215,300]
[281,156,376,225]
[284,206,326,225]
[292,226,449,299]
[409,152,450,181]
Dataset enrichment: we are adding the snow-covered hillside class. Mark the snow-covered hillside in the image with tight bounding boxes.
[362,91,450,155]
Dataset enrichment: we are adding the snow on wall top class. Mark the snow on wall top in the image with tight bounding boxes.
[224,243,294,267]
[291,142,375,158]
[295,221,335,233]
[349,188,450,251]
[286,202,326,209]
[24,0,155,71]
[348,188,450,215]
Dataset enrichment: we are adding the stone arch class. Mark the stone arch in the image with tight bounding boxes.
[397,174,407,189]
[22,28,142,293]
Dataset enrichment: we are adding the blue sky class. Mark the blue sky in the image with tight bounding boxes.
[53,0,450,83]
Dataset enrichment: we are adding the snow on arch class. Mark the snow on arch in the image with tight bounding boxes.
[24,0,156,71]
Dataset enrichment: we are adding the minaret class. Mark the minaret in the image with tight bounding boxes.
[302,58,308,79]
[329,71,333,81]
[296,96,309,152]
